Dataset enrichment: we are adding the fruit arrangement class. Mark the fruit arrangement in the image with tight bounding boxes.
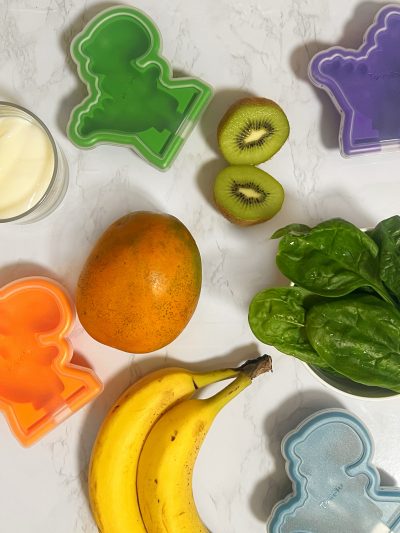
[5,3,400,533]
[89,355,272,532]
[213,97,289,225]
[249,216,400,392]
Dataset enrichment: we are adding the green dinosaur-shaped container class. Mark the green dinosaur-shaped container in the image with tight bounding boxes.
[67,6,212,170]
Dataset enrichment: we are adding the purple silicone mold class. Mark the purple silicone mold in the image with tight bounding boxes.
[309,4,400,157]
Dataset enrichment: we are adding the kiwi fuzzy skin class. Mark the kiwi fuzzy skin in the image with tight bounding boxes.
[217,97,289,165]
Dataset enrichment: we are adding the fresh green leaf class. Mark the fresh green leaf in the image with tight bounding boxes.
[271,223,311,239]
[306,295,400,392]
[274,218,393,304]
[368,215,400,301]
[248,286,330,367]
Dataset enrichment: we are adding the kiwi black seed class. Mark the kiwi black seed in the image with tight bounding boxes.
[213,165,284,226]
[217,97,290,165]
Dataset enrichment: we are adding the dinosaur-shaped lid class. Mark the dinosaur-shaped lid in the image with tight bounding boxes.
[268,409,400,532]
[309,5,400,157]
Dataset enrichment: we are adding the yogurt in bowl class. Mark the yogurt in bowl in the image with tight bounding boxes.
[0,102,68,223]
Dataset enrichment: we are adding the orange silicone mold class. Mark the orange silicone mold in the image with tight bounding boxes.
[0,277,102,446]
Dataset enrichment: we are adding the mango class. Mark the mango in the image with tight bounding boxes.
[76,211,202,353]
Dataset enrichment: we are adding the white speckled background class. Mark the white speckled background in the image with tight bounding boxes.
[0,1,399,531]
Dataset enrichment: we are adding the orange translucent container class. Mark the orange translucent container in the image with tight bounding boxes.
[0,277,102,446]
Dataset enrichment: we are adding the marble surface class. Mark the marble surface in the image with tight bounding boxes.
[1,0,400,531]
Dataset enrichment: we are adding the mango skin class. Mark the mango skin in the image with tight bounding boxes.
[76,211,202,353]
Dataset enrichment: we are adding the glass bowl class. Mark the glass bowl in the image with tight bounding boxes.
[0,102,68,224]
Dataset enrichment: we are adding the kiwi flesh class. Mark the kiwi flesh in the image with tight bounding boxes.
[218,97,289,165]
[214,165,284,226]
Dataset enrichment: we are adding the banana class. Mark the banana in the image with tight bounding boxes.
[137,355,272,533]
[88,365,239,533]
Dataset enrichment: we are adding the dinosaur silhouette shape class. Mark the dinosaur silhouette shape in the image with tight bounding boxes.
[68,7,212,169]
[268,410,400,532]
[0,278,102,446]
[309,5,400,156]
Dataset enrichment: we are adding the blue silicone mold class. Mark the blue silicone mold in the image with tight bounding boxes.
[268,410,400,532]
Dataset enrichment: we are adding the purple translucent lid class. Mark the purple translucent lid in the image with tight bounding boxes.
[309,4,400,157]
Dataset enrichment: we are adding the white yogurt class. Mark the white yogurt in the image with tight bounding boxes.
[0,115,55,219]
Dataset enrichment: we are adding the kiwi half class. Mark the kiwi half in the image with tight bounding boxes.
[214,165,284,226]
[218,97,289,165]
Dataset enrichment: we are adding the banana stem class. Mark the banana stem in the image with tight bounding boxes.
[205,372,252,411]
[236,354,273,379]
[205,354,272,411]
[191,354,272,390]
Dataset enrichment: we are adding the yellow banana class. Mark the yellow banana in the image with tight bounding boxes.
[88,365,239,533]
[137,355,272,533]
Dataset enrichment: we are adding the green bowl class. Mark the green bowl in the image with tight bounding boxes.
[305,364,399,400]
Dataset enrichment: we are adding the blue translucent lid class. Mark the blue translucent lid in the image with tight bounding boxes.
[268,409,400,532]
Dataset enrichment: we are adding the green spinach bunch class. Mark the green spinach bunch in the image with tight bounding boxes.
[248,216,400,392]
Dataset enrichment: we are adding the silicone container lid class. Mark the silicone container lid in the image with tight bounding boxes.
[309,4,400,157]
[268,409,400,532]
[67,6,212,170]
[0,277,102,446]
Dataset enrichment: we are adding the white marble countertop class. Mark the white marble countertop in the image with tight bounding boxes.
[1,0,400,531]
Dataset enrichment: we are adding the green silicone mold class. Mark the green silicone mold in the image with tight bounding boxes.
[67,6,212,170]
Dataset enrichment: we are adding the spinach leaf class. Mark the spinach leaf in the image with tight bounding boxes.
[368,215,400,301]
[273,218,393,304]
[248,286,330,368]
[306,295,400,392]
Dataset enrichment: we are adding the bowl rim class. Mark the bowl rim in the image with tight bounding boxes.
[303,362,400,401]
[0,101,59,223]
